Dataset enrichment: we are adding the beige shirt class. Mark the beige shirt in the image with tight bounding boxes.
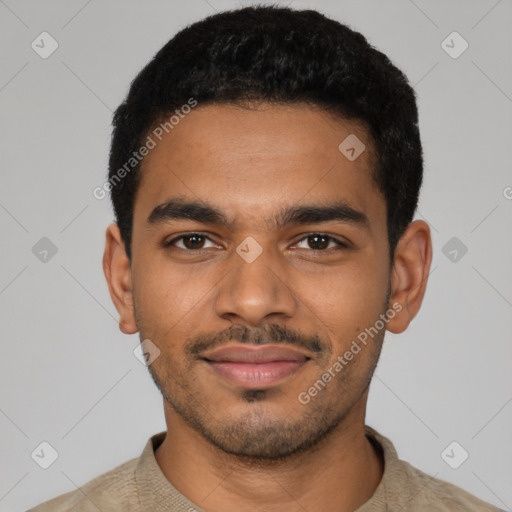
[28,426,502,511]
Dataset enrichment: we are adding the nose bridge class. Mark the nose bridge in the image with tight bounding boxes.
[214,238,297,324]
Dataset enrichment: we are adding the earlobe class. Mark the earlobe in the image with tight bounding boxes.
[102,223,139,335]
[386,220,432,334]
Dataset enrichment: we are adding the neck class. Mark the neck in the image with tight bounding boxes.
[155,398,384,512]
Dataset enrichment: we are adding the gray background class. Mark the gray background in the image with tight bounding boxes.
[1,0,511,510]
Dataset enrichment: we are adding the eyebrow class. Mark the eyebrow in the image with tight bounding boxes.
[147,196,369,231]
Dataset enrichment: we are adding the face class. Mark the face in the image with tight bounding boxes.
[121,104,396,459]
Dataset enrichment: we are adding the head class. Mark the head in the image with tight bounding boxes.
[103,6,431,460]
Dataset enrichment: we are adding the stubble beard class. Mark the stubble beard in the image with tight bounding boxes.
[145,329,385,462]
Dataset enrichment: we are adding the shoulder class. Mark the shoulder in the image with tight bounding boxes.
[397,459,503,511]
[365,426,503,512]
[27,456,139,512]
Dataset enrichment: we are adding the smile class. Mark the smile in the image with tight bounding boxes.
[201,344,311,389]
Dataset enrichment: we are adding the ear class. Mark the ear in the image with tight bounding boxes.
[102,223,138,335]
[386,220,432,334]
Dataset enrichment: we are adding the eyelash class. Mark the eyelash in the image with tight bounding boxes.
[164,232,349,252]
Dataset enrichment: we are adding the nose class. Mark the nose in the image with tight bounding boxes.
[214,240,297,326]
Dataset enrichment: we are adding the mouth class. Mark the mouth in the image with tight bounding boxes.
[201,344,312,389]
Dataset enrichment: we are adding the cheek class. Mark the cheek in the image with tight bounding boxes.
[296,257,389,338]
[132,260,213,340]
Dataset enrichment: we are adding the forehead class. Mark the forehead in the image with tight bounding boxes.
[134,103,384,231]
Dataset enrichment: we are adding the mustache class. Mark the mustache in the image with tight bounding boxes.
[186,323,326,358]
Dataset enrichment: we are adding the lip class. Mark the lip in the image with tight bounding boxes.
[201,344,311,389]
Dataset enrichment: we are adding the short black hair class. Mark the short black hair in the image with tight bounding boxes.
[108,5,423,262]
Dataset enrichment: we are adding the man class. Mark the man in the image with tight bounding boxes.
[30,5,502,512]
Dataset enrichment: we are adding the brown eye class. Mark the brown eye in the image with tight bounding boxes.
[295,233,347,251]
[166,233,215,250]
[182,234,205,249]
[307,234,329,250]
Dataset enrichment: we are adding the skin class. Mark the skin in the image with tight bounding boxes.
[103,103,432,512]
